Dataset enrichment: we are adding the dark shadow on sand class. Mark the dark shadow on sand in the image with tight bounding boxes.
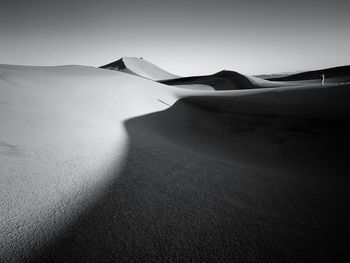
[159,70,256,90]
[31,88,350,262]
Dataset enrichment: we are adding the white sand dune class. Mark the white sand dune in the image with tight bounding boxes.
[100,57,180,81]
[0,62,349,262]
[0,64,179,262]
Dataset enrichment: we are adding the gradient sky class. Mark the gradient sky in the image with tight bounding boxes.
[1,0,349,75]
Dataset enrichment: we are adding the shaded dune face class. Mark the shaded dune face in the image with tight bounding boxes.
[268,65,350,81]
[100,58,136,76]
[33,94,349,262]
[160,70,256,90]
[187,86,350,119]
[100,58,127,71]
[100,57,179,81]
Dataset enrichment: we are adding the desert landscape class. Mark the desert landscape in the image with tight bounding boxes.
[0,57,349,262]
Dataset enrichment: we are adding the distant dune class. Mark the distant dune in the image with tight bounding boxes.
[100,57,180,81]
[160,70,256,90]
[102,57,325,91]
[267,65,350,81]
[1,60,349,262]
[254,72,301,80]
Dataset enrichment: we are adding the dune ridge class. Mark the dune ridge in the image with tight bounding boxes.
[160,70,256,90]
[100,57,180,81]
[267,64,350,81]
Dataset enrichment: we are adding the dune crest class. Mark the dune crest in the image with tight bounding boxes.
[100,57,180,81]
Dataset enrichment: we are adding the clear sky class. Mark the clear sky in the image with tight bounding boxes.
[1,0,349,75]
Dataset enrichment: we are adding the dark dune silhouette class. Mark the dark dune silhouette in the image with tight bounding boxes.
[100,57,136,76]
[159,70,256,90]
[268,65,350,81]
[100,58,127,71]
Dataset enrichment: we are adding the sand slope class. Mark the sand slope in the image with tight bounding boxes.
[268,65,350,81]
[0,64,178,262]
[100,57,180,81]
[1,63,349,262]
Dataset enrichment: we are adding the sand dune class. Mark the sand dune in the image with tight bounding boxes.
[268,64,350,81]
[161,71,308,90]
[101,57,327,91]
[160,70,256,90]
[1,62,349,262]
[0,64,178,262]
[100,57,180,81]
[102,57,298,90]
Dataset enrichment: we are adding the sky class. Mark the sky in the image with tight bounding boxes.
[1,0,349,75]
